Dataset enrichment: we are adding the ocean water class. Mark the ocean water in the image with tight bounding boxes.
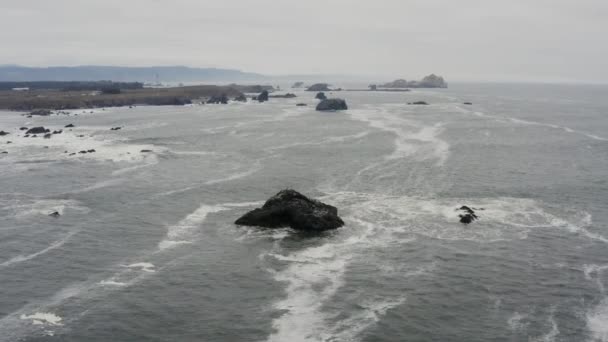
[0,83,607,341]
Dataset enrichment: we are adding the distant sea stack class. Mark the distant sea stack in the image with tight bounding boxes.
[380,74,448,88]
[306,83,331,92]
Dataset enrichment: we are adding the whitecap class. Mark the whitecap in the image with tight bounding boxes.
[123,262,156,273]
[1,231,77,267]
[587,299,608,342]
[20,312,63,326]
[158,204,228,250]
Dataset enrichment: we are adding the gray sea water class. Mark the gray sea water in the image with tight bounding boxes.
[1,83,607,342]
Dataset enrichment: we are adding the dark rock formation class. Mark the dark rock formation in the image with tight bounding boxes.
[234,94,247,102]
[52,130,62,134]
[19,127,28,130]
[315,92,327,100]
[270,93,297,98]
[140,149,152,153]
[380,74,447,88]
[457,205,479,224]
[463,102,473,105]
[316,99,348,111]
[235,189,344,231]
[65,124,75,128]
[257,90,269,102]
[306,83,330,92]
[207,94,229,104]
[296,103,308,106]
[110,127,121,130]
[0,131,9,136]
[381,79,409,88]
[48,211,60,218]
[87,149,96,153]
[29,109,52,116]
[43,133,52,139]
[26,127,49,134]
[408,101,429,105]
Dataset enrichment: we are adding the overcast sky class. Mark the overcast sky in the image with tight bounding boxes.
[1,0,607,82]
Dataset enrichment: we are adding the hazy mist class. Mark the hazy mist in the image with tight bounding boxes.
[1,0,607,82]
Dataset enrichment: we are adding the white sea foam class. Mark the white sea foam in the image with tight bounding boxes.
[1,231,77,267]
[158,204,228,250]
[20,312,63,326]
[507,312,530,331]
[346,107,450,166]
[587,299,608,342]
[124,262,156,273]
[7,199,89,220]
[531,309,559,342]
[99,279,128,286]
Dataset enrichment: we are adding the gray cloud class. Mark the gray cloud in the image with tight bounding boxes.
[1,0,607,82]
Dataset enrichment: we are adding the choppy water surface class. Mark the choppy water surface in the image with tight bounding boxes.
[1,83,607,341]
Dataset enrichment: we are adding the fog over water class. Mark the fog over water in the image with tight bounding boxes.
[1,0,607,82]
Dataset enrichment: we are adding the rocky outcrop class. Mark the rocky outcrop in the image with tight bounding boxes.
[257,90,269,102]
[457,206,481,224]
[316,99,348,111]
[0,131,9,136]
[380,74,447,89]
[270,93,297,98]
[29,109,52,116]
[25,126,49,134]
[235,189,344,231]
[315,92,327,100]
[234,94,248,102]
[207,94,229,104]
[306,83,330,92]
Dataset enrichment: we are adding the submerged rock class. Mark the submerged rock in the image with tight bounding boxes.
[43,133,52,139]
[110,127,122,131]
[296,103,308,106]
[408,101,428,105]
[316,98,348,111]
[65,124,75,128]
[315,92,327,100]
[0,131,9,136]
[463,102,473,105]
[25,127,49,134]
[235,189,345,232]
[48,211,60,218]
[19,127,28,131]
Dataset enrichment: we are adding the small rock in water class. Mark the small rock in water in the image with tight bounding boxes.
[296,103,307,106]
[140,149,152,153]
[79,150,87,154]
[408,101,429,105]
[6,141,12,144]
[463,102,473,105]
[52,130,62,134]
[65,124,75,128]
[110,127,122,131]
[1,151,7,154]
[316,98,348,111]
[25,127,49,134]
[19,127,28,131]
[87,149,96,153]
[457,205,479,224]
[315,92,327,100]
[43,133,52,139]
[0,131,9,136]
[48,211,60,218]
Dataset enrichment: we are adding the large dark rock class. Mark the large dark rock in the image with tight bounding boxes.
[306,83,330,92]
[25,126,49,134]
[0,131,9,136]
[316,98,348,111]
[315,92,327,100]
[257,90,269,102]
[235,189,345,231]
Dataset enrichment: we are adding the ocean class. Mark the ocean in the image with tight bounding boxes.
[0,83,607,341]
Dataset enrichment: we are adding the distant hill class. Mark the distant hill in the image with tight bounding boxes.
[0,65,266,82]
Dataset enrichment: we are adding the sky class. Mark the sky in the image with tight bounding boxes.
[1,0,607,82]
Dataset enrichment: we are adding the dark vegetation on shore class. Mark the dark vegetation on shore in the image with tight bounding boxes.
[0,81,144,91]
[0,85,245,111]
